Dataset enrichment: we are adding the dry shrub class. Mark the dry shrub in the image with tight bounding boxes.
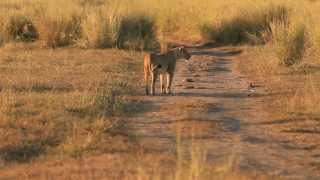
[81,11,112,48]
[41,14,82,48]
[271,22,307,66]
[116,14,159,51]
[4,15,39,42]
[200,5,288,44]
[0,21,4,46]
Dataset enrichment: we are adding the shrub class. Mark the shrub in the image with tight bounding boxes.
[116,14,159,51]
[0,28,4,46]
[200,23,216,43]
[4,15,39,42]
[272,22,307,66]
[200,5,289,44]
[43,14,82,48]
[81,12,112,48]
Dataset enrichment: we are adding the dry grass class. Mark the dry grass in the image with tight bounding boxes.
[239,44,320,125]
[200,5,289,44]
[0,47,142,164]
[115,13,158,50]
[0,112,277,180]
[230,1,320,120]
[270,21,307,66]
[0,0,320,48]
[0,0,320,179]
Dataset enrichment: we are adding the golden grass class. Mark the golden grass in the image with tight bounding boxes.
[0,47,142,164]
[0,0,320,179]
[1,0,320,48]
[200,5,289,44]
[0,0,312,45]
[239,44,320,119]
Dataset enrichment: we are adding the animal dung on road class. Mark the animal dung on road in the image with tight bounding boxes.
[184,78,195,82]
[184,85,195,89]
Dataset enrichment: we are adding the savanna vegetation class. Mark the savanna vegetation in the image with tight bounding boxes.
[0,0,319,179]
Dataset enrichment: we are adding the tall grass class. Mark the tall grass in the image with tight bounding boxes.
[4,15,38,42]
[42,14,83,48]
[200,5,289,44]
[271,22,306,66]
[1,0,319,49]
[81,11,112,48]
[116,13,158,50]
[0,0,160,49]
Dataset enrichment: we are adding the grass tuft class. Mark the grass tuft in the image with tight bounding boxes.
[42,14,83,48]
[81,10,113,48]
[271,22,307,66]
[4,15,39,42]
[200,5,289,44]
[116,14,159,51]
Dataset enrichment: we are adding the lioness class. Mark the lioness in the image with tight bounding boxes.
[144,46,191,95]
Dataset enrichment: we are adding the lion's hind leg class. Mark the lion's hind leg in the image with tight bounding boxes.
[145,69,149,95]
[150,72,158,96]
[160,74,166,94]
[166,72,174,94]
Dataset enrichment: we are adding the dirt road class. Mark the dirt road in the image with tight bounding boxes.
[123,46,320,179]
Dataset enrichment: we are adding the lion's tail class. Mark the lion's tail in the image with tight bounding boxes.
[144,54,151,95]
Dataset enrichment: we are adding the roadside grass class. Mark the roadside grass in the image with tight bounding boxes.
[4,15,39,43]
[0,0,319,49]
[42,14,83,48]
[81,10,112,48]
[0,47,142,164]
[239,43,320,128]
[235,1,319,122]
[200,5,289,44]
[116,13,158,51]
[270,21,307,66]
[0,0,320,179]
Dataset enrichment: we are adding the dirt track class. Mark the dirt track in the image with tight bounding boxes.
[124,46,320,179]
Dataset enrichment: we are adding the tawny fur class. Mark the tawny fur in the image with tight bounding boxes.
[144,46,191,95]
